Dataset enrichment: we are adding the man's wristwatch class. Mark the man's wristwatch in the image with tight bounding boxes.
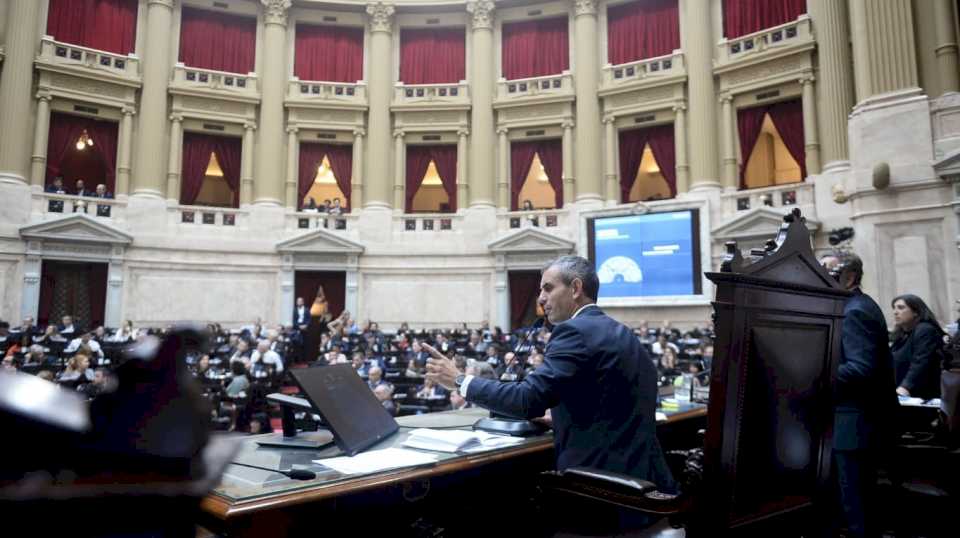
[454,374,466,388]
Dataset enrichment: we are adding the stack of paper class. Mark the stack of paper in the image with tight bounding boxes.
[314,447,438,475]
[402,428,525,453]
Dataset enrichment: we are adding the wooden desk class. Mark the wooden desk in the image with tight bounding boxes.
[200,405,707,537]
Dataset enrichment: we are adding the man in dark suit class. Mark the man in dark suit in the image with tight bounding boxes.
[821,252,898,538]
[292,296,310,330]
[425,255,674,487]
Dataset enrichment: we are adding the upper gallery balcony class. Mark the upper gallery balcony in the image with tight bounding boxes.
[714,15,814,71]
[392,81,470,111]
[168,63,260,103]
[599,50,686,94]
[494,71,575,108]
[286,77,368,110]
[35,36,141,85]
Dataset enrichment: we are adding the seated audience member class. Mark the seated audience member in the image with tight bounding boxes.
[84,368,113,398]
[659,320,681,340]
[65,332,104,362]
[94,183,113,199]
[339,311,360,335]
[522,199,535,211]
[465,361,496,381]
[650,333,679,357]
[250,340,284,374]
[321,199,332,213]
[23,345,54,368]
[229,340,251,368]
[91,326,107,343]
[496,352,524,381]
[59,315,77,337]
[449,390,471,410]
[891,294,947,400]
[407,340,430,369]
[659,346,680,375]
[405,356,425,378]
[324,343,347,364]
[110,320,138,342]
[329,198,343,215]
[374,384,397,416]
[13,316,37,335]
[303,198,319,212]
[526,352,545,374]
[416,377,449,400]
[351,352,369,377]
[225,361,250,398]
[34,324,67,345]
[367,366,389,390]
[46,176,67,194]
[193,354,212,379]
[484,345,500,367]
[58,353,95,388]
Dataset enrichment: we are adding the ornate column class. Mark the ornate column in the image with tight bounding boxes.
[561,120,575,205]
[456,128,469,210]
[116,106,136,196]
[572,0,603,203]
[681,0,719,188]
[807,0,854,168]
[719,93,737,188]
[673,101,690,193]
[364,2,396,209]
[20,255,43,321]
[0,0,43,184]
[30,92,53,188]
[285,126,299,208]
[497,127,510,209]
[849,0,918,102]
[165,114,183,202]
[934,0,960,94]
[466,0,497,208]
[603,116,618,205]
[351,128,365,212]
[104,259,124,328]
[241,122,256,205]
[800,74,821,175]
[131,0,175,197]
[254,0,292,206]
[393,129,406,211]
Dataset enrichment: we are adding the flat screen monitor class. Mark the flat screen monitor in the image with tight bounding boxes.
[289,364,399,456]
[587,209,702,300]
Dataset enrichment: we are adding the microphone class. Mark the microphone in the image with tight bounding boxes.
[507,318,544,381]
[230,461,317,480]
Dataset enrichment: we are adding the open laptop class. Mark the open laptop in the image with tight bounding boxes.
[288,363,399,456]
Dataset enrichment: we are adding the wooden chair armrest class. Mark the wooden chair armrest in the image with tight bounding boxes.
[540,467,688,516]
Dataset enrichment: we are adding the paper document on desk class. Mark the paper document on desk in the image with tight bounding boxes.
[314,447,438,475]
[402,428,525,453]
[655,412,668,422]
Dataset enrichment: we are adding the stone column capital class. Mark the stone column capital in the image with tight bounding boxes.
[121,104,137,116]
[457,128,470,137]
[799,73,816,86]
[244,121,258,131]
[286,125,299,134]
[602,115,616,124]
[561,119,575,129]
[672,100,687,112]
[169,113,183,123]
[36,90,53,102]
[496,127,509,135]
[393,129,406,138]
[573,0,599,17]
[718,93,733,104]
[466,0,496,30]
[366,2,395,34]
[147,0,174,8]
[353,128,367,138]
[260,0,292,26]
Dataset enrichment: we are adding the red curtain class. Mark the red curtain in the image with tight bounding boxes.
[509,139,563,210]
[618,129,647,202]
[618,124,677,201]
[646,124,677,198]
[46,0,138,55]
[607,0,680,65]
[295,271,345,321]
[87,263,108,329]
[298,142,353,210]
[400,27,466,84]
[405,145,457,212]
[509,271,541,330]
[179,7,257,74]
[180,132,241,207]
[501,17,569,80]
[294,24,365,83]
[46,112,119,193]
[737,99,806,188]
[723,0,806,39]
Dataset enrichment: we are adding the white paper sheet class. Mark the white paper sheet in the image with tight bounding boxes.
[401,428,525,453]
[313,447,438,475]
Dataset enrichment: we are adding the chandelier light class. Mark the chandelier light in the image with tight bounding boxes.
[75,130,94,151]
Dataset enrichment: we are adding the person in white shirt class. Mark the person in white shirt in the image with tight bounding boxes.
[649,334,679,357]
[250,340,283,373]
[110,320,139,342]
[65,332,104,361]
[59,315,76,337]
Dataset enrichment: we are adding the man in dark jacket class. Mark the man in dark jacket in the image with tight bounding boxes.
[822,252,898,538]
[425,255,674,486]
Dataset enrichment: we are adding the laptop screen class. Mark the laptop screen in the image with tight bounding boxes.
[289,364,399,456]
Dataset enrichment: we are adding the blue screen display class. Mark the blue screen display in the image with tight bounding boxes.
[592,211,696,298]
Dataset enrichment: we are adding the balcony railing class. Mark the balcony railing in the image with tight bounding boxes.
[721,181,814,218]
[170,63,259,97]
[498,208,567,233]
[171,204,245,227]
[716,15,813,67]
[393,81,470,107]
[496,71,574,102]
[398,213,460,232]
[601,51,685,88]
[287,78,367,105]
[36,192,126,220]
[290,211,355,232]
[36,36,140,80]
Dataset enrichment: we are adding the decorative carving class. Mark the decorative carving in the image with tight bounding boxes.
[366,2,395,33]
[49,73,125,99]
[121,104,137,116]
[725,56,808,87]
[244,121,257,131]
[573,0,599,16]
[286,126,299,134]
[260,0,291,26]
[353,128,366,137]
[799,72,816,86]
[393,129,406,138]
[457,128,470,137]
[561,120,575,129]
[719,93,733,104]
[672,101,687,113]
[466,0,495,30]
[36,91,52,102]
[602,115,615,124]
[497,127,509,135]
[169,114,183,123]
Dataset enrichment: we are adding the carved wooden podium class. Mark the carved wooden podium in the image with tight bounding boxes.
[542,208,852,536]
